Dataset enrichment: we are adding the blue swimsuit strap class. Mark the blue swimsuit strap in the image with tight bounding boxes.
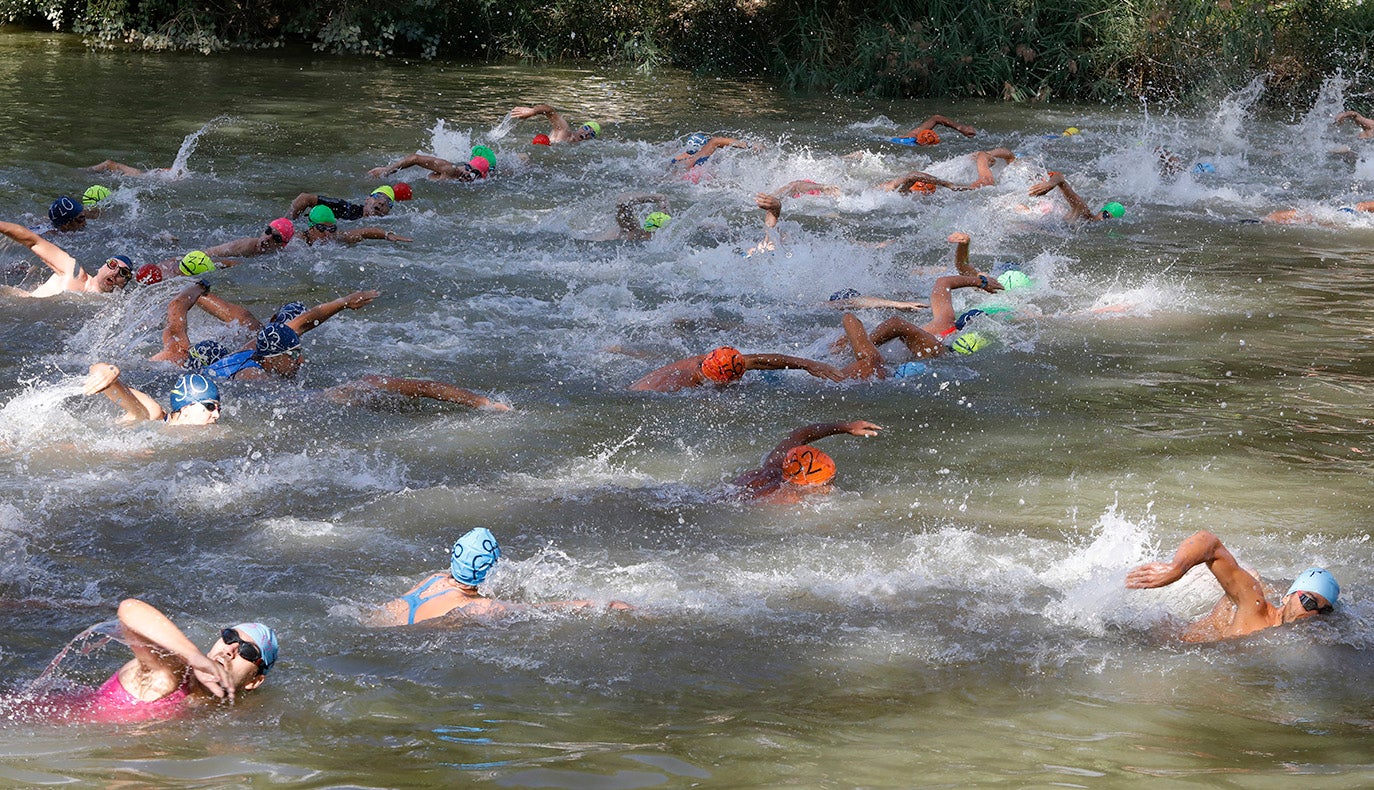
[399,574,456,625]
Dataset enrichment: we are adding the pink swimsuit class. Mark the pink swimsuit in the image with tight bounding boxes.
[82,672,192,723]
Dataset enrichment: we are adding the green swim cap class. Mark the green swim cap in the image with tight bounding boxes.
[997,270,1033,291]
[370,185,395,202]
[643,211,670,231]
[979,304,1015,316]
[580,121,601,138]
[82,185,111,207]
[178,250,214,276]
[308,205,337,225]
[471,145,496,169]
[951,331,989,355]
[1101,202,1125,219]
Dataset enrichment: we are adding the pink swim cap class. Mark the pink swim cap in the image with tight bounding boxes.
[268,217,295,244]
[469,156,491,178]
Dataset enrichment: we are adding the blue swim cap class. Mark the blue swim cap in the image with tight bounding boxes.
[168,373,220,413]
[894,361,928,378]
[1192,162,1216,175]
[685,132,710,154]
[187,339,228,371]
[1339,207,1357,214]
[450,527,500,586]
[270,301,307,324]
[48,196,83,227]
[1285,567,1339,605]
[829,288,861,301]
[954,309,985,330]
[229,622,279,673]
[253,323,301,358]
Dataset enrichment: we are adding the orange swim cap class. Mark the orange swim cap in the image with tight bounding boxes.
[909,180,938,194]
[916,129,941,146]
[700,346,746,383]
[782,445,836,486]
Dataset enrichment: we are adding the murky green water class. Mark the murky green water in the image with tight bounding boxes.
[0,31,1371,787]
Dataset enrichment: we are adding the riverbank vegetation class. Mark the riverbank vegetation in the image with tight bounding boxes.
[3,0,1372,107]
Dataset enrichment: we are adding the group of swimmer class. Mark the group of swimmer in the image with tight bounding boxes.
[2,98,1358,721]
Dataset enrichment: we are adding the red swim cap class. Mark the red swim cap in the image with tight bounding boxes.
[532,134,551,146]
[700,346,746,383]
[469,156,491,178]
[268,217,295,244]
[782,445,836,486]
[916,129,941,146]
[135,263,163,285]
[393,182,413,201]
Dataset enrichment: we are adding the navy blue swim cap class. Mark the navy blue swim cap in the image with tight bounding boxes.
[168,373,220,413]
[187,340,228,371]
[48,196,83,227]
[253,323,301,358]
[271,301,307,324]
[954,309,985,330]
[829,288,861,301]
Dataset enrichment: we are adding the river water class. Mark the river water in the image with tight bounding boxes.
[0,31,1371,787]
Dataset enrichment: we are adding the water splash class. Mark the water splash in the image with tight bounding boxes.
[1207,75,1267,150]
[167,115,235,179]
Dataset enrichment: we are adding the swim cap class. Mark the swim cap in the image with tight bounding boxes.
[253,322,301,358]
[1101,202,1125,219]
[471,145,496,170]
[106,254,134,270]
[954,309,984,330]
[82,185,111,207]
[685,132,710,154]
[1285,567,1339,605]
[48,196,83,227]
[894,361,928,378]
[229,622,279,673]
[468,156,491,178]
[168,373,220,413]
[1192,162,1216,175]
[270,301,307,324]
[909,180,938,195]
[450,527,501,586]
[187,339,227,371]
[580,121,601,138]
[308,205,337,226]
[393,182,413,201]
[915,129,941,146]
[997,270,1033,291]
[370,185,396,202]
[782,445,836,486]
[178,251,214,276]
[700,346,746,383]
[268,217,295,244]
[135,263,163,285]
[829,288,861,301]
[532,133,551,146]
[951,331,989,355]
[1063,127,1080,136]
[642,211,670,231]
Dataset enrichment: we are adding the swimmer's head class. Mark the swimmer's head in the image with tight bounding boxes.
[370,185,396,203]
[576,121,601,141]
[168,372,220,413]
[909,180,938,194]
[829,288,861,301]
[308,205,337,235]
[1063,127,1080,136]
[178,250,214,276]
[782,445,836,486]
[532,133,551,146]
[468,156,491,179]
[471,145,496,170]
[252,322,302,359]
[187,339,227,371]
[102,255,135,289]
[1100,202,1125,219]
[894,361,928,379]
[267,217,295,246]
[1285,567,1339,609]
[916,129,941,146]
[1192,162,1216,175]
[954,309,984,330]
[270,301,307,324]
[700,346,746,384]
[135,263,163,285]
[48,196,85,230]
[393,182,413,201]
[951,331,989,355]
[82,184,111,207]
[224,622,279,675]
[642,211,670,231]
[450,527,501,586]
[685,132,710,154]
[996,270,1033,291]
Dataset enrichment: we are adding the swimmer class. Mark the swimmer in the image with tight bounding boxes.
[290,185,409,220]
[86,159,173,177]
[900,114,978,145]
[672,134,753,169]
[302,205,412,246]
[1260,201,1374,225]
[370,528,630,626]
[45,196,91,233]
[0,222,134,297]
[508,104,600,143]
[142,221,294,279]
[366,150,491,182]
[966,148,1017,188]
[582,193,671,241]
[38,599,277,722]
[746,192,786,254]
[1026,172,1124,222]
[83,363,222,426]
[629,344,846,393]
[728,420,882,503]
[1126,530,1340,643]
[1333,110,1374,139]
[823,289,928,312]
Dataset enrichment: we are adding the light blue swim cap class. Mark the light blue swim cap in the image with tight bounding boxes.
[685,132,710,154]
[1285,567,1339,604]
[894,361,928,378]
[229,622,279,672]
[450,527,501,586]
[1192,162,1216,175]
[168,373,220,413]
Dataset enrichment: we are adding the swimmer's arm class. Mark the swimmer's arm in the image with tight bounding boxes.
[117,598,234,700]
[367,154,452,179]
[289,193,319,220]
[1334,111,1374,135]
[85,363,166,422]
[771,181,841,198]
[825,296,928,311]
[743,353,846,382]
[196,292,263,334]
[156,283,208,362]
[340,228,411,244]
[0,221,80,279]
[534,599,635,612]
[762,420,882,469]
[928,274,1000,329]
[289,290,380,334]
[1125,531,1267,611]
[511,104,571,135]
[948,232,975,276]
[615,194,669,233]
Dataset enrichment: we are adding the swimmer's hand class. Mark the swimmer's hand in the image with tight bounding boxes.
[1027,174,1063,197]
[978,274,1004,294]
[808,362,847,382]
[947,232,970,245]
[509,106,539,120]
[607,600,635,611]
[190,653,235,701]
[754,193,782,213]
[365,166,393,179]
[843,420,882,437]
[382,231,411,243]
[344,290,380,310]
[84,363,120,395]
[1125,561,1184,589]
[483,400,513,412]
